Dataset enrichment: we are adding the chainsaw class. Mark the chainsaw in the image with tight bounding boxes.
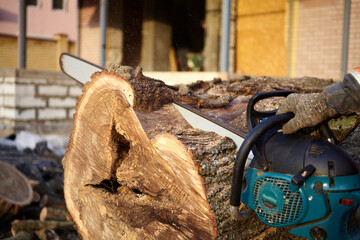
[60,54,360,240]
[230,91,360,240]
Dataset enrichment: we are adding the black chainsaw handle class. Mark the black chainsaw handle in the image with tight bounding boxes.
[229,112,294,220]
[246,90,294,170]
[246,90,335,140]
[246,90,294,131]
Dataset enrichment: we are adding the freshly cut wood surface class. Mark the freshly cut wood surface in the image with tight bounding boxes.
[62,71,217,239]
[0,161,33,223]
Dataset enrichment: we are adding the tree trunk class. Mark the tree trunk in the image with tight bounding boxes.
[0,161,33,224]
[63,70,217,239]
[63,70,354,239]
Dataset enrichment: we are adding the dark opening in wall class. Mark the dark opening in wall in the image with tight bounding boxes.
[171,0,205,71]
[121,0,143,67]
[53,0,64,10]
[27,0,39,7]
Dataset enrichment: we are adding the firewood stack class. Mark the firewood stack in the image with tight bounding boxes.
[0,145,79,240]
[0,161,33,224]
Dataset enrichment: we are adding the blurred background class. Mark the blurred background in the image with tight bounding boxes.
[0,0,359,136]
[1,0,359,79]
[0,1,359,238]
[2,0,359,136]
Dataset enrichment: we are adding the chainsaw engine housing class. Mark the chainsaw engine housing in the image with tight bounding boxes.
[231,91,360,240]
[241,133,360,239]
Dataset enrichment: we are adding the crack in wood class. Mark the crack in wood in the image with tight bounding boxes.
[110,126,130,177]
[87,179,143,196]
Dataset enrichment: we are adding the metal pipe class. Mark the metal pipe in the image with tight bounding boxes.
[99,0,108,67]
[76,0,81,56]
[18,0,26,69]
[341,0,351,78]
[286,0,294,77]
[220,0,231,72]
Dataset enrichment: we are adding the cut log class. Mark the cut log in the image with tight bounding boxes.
[15,206,42,221]
[39,194,66,209]
[39,207,69,222]
[62,70,312,240]
[2,231,33,240]
[0,161,33,223]
[62,70,217,239]
[35,228,59,240]
[11,220,74,236]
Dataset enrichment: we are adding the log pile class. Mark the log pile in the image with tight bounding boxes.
[0,161,33,225]
[62,67,359,240]
[0,143,79,240]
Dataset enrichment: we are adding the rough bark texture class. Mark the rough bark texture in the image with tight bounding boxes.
[63,69,359,240]
[136,104,307,240]
[108,65,175,112]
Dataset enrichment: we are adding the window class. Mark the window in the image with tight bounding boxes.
[27,0,39,7]
[52,0,65,10]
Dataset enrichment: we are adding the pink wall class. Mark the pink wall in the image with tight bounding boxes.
[0,0,78,41]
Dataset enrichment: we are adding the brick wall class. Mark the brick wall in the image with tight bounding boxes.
[347,0,360,73]
[0,69,82,137]
[234,0,360,79]
[294,0,360,80]
[296,0,344,80]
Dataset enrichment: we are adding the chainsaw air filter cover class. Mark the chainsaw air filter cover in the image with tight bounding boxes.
[252,173,306,227]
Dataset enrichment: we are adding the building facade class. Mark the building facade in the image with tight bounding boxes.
[0,0,78,71]
[236,0,360,80]
[1,0,360,136]
[0,0,359,79]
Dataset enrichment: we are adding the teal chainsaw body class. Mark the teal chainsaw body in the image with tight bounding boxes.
[230,91,360,240]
